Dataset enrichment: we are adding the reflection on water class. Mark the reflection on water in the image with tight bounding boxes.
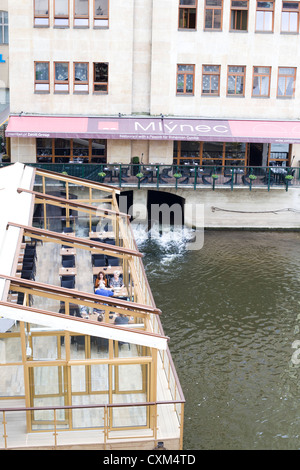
[133,225,300,450]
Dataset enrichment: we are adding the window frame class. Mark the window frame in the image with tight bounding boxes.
[204,0,223,31]
[54,0,70,27]
[176,64,195,95]
[74,0,89,27]
[34,0,49,27]
[255,0,274,32]
[277,67,296,98]
[281,1,300,33]
[202,65,221,96]
[93,62,109,93]
[227,65,246,97]
[94,0,109,28]
[230,0,249,31]
[178,0,197,30]
[54,61,70,93]
[35,61,50,93]
[252,66,271,97]
[36,138,107,164]
[73,62,89,93]
[0,10,8,44]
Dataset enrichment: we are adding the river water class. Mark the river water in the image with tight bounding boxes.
[133,226,300,450]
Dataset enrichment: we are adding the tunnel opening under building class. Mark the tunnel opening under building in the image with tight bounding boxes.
[147,190,185,231]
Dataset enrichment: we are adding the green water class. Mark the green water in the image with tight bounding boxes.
[135,228,300,450]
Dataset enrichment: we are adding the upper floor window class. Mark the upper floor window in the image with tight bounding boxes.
[94,0,109,28]
[230,0,248,31]
[54,62,69,93]
[202,65,220,95]
[0,11,8,44]
[54,0,69,27]
[256,0,274,32]
[74,0,89,27]
[178,0,197,29]
[34,0,49,27]
[35,61,50,93]
[204,0,223,30]
[281,1,299,32]
[176,65,195,94]
[93,62,109,93]
[277,67,296,97]
[252,66,271,97]
[227,66,245,96]
[74,62,89,93]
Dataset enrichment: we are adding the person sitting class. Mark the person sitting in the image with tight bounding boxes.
[110,270,124,288]
[114,314,129,325]
[95,271,107,289]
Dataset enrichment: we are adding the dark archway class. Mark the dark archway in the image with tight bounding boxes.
[147,190,185,230]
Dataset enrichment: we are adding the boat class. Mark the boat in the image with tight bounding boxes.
[0,163,184,450]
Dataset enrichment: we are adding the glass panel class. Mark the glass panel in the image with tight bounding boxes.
[256,10,264,29]
[180,0,196,5]
[73,138,89,156]
[211,75,219,92]
[55,0,69,15]
[95,0,109,16]
[207,0,222,5]
[254,66,270,74]
[74,0,88,15]
[55,138,71,156]
[0,365,24,396]
[264,11,273,30]
[180,141,200,159]
[203,65,219,72]
[178,64,194,72]
[205,9,213,27]
[257,1,273,8]
[74,63,88,81]
[186,74,194,93]
[0,336,22,363]
[94,63,108,82]
[55,63,68,81]
[32,335,59,360]
[203,141,223,159]
[214,10,222,27]
[177,74,184,93]
[37,138,52,156]
[225,142,246,158]
[35,0,49,15]
[92,139,106,155]
[36,62,49,81]
[283,1,299,8]
[232,0,248,6]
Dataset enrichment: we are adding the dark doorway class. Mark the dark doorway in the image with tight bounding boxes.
[249,143,263,167]
[147,190,185,230]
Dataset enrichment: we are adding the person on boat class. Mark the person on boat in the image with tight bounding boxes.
[109,270,124,288]
[114,314,129,325]
[95,271,107,289]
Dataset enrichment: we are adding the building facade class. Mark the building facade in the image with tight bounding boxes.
[5,0,300,168]
[0,0,9,130]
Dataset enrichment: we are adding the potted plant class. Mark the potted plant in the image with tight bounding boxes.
[211,173,218,190]
[132,156,140,176]
[173,172,182,189]
[136,172,144,188]
[285,173,294,191]
[249,173,257,191]
[98,171,106,183]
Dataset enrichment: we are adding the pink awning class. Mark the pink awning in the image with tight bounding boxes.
[6,115,300,143]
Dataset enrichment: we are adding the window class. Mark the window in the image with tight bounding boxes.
[202,65,220,95]
[176,65,195,94]
[0,11,8,44]
[227,66,245,96]
[34,0,49,27]
[74,0,89,27]
[230,0,248,31]
[54,0,69,27]
[204,0,223,30]
[277,67,296,97]
[252,66,271,97]
[256,0,274,31]
[35,62,50,93]
[36,138,107,163]
[178,0,197,29]
[54,62,69,93]
[281,2,299,32]
[93,63,108,93]
[74,62,89,93]
[94,0,109,27]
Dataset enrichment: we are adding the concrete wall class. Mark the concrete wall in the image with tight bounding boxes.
[130,186,300,229]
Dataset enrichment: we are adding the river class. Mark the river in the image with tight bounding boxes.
[133,226,300,450]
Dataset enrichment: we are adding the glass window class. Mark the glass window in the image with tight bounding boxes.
[74,62,89,92]
[35,62,50,92]
[230,0,248,30]
[281,2,299,32]
[227,66,245,96]
[204,0,222,30]
[256,0,274,31]
[277,67,296,97]
[202,65,220,95]
[252,66,271,97]
[179,0,197,29]
[93,63,109,92]
[0,11,8,43]
[202,141,224,165]
[177,64,195,94]
[74,0,89,26]
[34,0,49,26]
[94,0,109,27]
[54,0,69,26]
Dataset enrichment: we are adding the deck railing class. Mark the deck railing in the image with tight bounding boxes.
[2,162,298,191]
[0,400,185,450]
